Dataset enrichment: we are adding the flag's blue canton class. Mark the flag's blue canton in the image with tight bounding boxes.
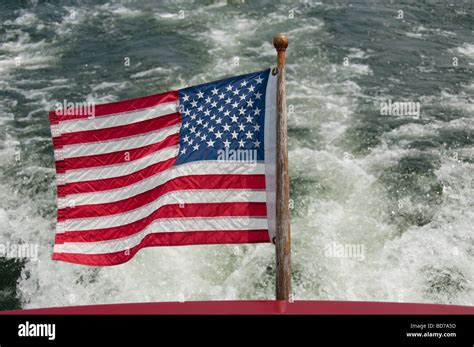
[176,69,270,165]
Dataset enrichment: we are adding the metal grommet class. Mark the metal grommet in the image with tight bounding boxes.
[272,67,278,75]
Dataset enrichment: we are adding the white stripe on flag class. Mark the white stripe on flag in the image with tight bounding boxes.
[57,189,267,232]
[264,71,277,241]
[61,124,180,158]
[54,217,268,254]
[56,101,179,135]
[59,161,265,206]
[62,145,179,184]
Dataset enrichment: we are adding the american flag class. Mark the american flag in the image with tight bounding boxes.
[49,69,277,266]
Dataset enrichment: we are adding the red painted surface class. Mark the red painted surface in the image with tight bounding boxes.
[1,301,473,315]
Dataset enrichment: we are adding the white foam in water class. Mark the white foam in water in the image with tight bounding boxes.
[406,25,456,39]
[4,12,38,26]
[131,67,175,79]
[0,32,54,74]
[91,81,129,92]
[100,3,143,17]
[0,1,471,308]
[455,43,474,59]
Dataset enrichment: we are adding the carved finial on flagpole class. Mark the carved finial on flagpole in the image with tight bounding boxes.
[273,34,289,69]
[272,34,291,304]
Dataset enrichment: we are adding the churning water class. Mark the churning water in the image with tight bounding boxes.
[0,0,472,309]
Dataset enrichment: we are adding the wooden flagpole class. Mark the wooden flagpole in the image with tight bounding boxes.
[273,34,291,301]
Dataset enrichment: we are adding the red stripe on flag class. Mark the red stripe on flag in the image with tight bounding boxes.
[57,133,179,172]
[58,158,176,196]
[58,174,266,220]
[55,202,267,243]
[49,91,178,124]
[52,230,270,266]
[58,113,180,146]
